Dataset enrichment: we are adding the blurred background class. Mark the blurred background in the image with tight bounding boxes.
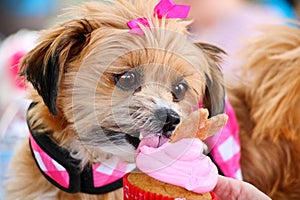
[0,0,298,198]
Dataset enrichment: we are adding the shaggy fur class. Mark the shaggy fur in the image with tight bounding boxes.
[227,23,300,200]
[5,0,226,199]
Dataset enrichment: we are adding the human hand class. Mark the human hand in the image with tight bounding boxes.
[213,175,271,200]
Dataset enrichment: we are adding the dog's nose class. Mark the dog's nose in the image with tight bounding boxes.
[155,108,180,134]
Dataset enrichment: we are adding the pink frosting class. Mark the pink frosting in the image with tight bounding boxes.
[136,138,218,194]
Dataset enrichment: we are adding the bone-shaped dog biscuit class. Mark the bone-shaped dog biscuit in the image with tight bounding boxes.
[170,108,228,143]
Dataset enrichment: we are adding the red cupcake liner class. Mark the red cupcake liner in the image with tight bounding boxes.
[123,173,218,200]
[210,191,218,200]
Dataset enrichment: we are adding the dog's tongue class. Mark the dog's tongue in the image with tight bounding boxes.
[137,131,169,153]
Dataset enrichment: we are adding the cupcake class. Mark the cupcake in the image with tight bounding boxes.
[123,108,228,200]
[123,172,217,200]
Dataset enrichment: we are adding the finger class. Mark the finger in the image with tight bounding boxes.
[213,175,271,200]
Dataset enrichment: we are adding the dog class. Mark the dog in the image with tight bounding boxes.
[5,0,226,199]
[227,23,300,200]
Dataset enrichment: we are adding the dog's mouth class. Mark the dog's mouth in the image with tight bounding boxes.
[103,128,171,150]
[124,133,141,149]
[125,130,171,153]
[140,130,170,147]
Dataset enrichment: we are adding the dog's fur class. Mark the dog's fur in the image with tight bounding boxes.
[227,23,300,200]
[5,0,226,199]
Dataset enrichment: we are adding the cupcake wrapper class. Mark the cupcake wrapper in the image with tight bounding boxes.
[210,191,218,200]
[123,173,218,200]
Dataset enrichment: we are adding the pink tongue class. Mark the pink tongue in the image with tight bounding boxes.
[136,131,169,153]
[138,136,159,149]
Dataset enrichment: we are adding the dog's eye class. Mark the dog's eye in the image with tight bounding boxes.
[172,82,188,102]
[114,71,140,91]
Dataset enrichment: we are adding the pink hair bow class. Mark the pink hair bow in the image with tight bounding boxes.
[127,0,190,35]
[127,17,150,35]
[154,0,190,19]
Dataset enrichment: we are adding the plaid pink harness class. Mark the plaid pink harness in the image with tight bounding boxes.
[206,99,242,180]
[28,99,241,195]
[29,130,136,194]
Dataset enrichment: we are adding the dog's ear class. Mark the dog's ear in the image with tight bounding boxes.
[195,43,226,117]
[20,19,96,115]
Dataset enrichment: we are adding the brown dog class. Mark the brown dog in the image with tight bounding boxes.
[227,23,300,200]
[5,0,226,199]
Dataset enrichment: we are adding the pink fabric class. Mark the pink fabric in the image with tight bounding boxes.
[30,125,241,190]
[205,99,242,180]
[127,18,150,35]
[92,157,135,187]
[30,134,136,189]
[127,0,190,34]
[9,51,26,89]
[154,0,190,19]
[29,134,70,188]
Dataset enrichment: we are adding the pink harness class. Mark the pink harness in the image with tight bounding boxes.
[29,129,136,194]
[28,99,241,195]
[206,99,242,180]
